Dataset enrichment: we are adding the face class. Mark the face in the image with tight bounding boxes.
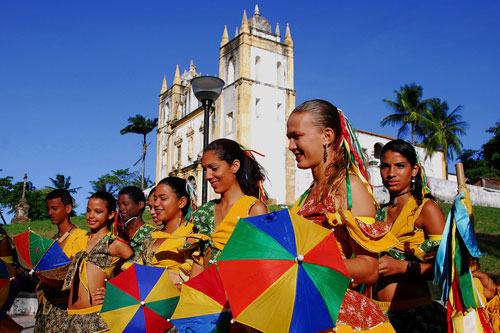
[380,150,418,194]
[148,194,158,224]
[86,198,115,232]
[153,184,185,227]
[286,112,328,170]
[46,198,72,225]
[202,150,239,194]
[118,193,143,221]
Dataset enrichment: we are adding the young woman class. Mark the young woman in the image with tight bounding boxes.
[117,186,156,254]
[147,186,159,225]
[287,99,396,332]
[189,138,268,278]
[62,191,133,332]
[139,177,196,287]
[372,139,448,331]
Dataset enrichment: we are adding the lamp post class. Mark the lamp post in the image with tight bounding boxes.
[191,76,224,204]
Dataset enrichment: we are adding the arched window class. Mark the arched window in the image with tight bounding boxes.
[374,142,384,160]
[226,57,235,84]
[255,56,261,81]
[277,61,283,86]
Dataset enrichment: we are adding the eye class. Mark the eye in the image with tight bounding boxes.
[380,163,389,169]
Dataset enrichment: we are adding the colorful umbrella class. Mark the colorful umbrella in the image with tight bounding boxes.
[217,209,351,333]
[12,230,70,286]
[100,263,180,333]
[170,264,233,332]
[434,163,494,332]
[0,259,17,318]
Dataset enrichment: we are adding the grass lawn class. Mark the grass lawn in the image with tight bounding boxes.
[4,204,500,279]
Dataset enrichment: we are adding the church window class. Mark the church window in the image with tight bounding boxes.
[188,136,194,161]
[277,61,284,86]
[225,112,233,134]
[177,144,182,164]
[374,142,384,160]
[255,56,261,81]
[227,57,235,84]
[188,176,196,193]
[255,98,261,118]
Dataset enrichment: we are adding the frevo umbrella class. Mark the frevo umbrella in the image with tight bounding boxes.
[170,263,238,333]
[100,263,180,333]
[0,259,18,317]
[12,230,70,286]
[217,209,351,333]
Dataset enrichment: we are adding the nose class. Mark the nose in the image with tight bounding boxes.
[288,139,296,151]
[387,165,396,178]
[205,169,213,181]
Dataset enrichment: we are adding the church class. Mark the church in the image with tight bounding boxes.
[155,6,447,206]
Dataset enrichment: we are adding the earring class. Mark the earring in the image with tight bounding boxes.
[410,177,416,192]
[323,144,328,162]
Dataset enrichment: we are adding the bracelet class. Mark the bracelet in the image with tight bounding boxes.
[406,261,414,275]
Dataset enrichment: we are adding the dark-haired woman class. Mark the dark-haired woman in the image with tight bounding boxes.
[63,191,133,332]
[138,177,196,287]
[117,186,156,254]
[287,99,396,332]
[372,139,447,332]
[189,138,268,278]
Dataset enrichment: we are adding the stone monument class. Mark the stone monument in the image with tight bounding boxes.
[11,173,30,224]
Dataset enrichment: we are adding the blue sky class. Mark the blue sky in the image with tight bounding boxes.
[1,1,499,218]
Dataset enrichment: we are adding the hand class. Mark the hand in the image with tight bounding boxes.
[378,255,407,277]
[91,287,106,305]
[472,270,498,301]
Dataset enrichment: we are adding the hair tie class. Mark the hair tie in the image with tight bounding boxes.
[184,180,197,223]
[414,147,431,196]
[238,144,267,201]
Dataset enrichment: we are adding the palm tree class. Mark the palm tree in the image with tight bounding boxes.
[381,84,432,144]
[49,174,81,194]
[419,98,467,179]
[120,114,158,189]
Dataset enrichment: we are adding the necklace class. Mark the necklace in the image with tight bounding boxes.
[57,225,75,243]
[390,190,410,208]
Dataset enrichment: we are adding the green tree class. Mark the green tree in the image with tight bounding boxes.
[0,170,14,224]
[49,174,81,194]
[482,121,500,171]
[120,114,158,189]
[0,180,51,221]
[381,84,432,144]
[89,168,152,196]
[419,98,467,179]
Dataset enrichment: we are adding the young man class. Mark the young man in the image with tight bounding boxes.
[34,189,87,333]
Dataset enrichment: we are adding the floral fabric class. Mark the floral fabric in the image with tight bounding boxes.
[129,223,156,254]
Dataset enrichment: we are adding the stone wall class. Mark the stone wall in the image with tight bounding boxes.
[374,176,500,208]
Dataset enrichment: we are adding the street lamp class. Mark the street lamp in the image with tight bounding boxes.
[191,75,224,204]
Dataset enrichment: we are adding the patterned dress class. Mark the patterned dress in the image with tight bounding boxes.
[292,186,396,332]
[62,232,123,333]
[129,223,156,254]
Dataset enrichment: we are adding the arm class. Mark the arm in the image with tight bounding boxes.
[340,176,379,285]
[109,240,134,260]
[249,201,269,216]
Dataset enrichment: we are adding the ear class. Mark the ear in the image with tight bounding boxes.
[65,204,73,214]
[178,196,188,210]
[108,210,116,221]
[322,127,336,147]
[138,201,145,210]
[411,165,419,177]
[231,159,241,174]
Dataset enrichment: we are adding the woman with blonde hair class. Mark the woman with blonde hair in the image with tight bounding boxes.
[287,99,397,332]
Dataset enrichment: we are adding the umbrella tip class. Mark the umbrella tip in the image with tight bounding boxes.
[331,227,335,232]
[295,254,304,264]
[237,216,240,220]
[231,319,235,324]
[167,319,170,322]
[10,277,15,281]
[29,269,34,275]
[140,301,145,306]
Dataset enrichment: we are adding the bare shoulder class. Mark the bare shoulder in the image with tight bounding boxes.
[417,199,445,234]
[249,201,269,217]
[346,175,376,217]
[109,238,133,259]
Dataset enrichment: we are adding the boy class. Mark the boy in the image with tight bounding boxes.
[34,189,87,333]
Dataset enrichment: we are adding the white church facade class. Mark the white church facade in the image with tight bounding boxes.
[155,6,449,206]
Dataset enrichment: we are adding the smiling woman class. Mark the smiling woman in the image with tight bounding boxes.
[189,138,269,279]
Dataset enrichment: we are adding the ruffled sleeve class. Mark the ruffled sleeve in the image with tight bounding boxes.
[326,210,399,253]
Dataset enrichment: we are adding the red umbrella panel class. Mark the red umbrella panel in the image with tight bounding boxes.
[0,259,18,318]
[12,230,70,286]
[217,209,351,333]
